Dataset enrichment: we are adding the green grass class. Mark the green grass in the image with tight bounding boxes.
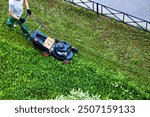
[0,0,150,99]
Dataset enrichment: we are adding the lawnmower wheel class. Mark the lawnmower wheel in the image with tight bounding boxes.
[71,47,78,53]
[63,60,70,64]
[42,51,50,57]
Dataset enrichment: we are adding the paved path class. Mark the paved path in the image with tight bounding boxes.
[91,0,150,21]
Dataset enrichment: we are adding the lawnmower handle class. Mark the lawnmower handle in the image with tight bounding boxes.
[24,13,29,20]
[35,18,57,39]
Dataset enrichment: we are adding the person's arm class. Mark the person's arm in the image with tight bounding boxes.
[24,0,32,15]
[9,11,25,24]
[9,11,20,20]
[9,5,19,20]
[9,4,25,24]
[24,0,29,9]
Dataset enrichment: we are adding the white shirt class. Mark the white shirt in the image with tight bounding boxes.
[9,0,24,17]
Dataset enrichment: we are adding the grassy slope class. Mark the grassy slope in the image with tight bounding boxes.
[0,0,150,99]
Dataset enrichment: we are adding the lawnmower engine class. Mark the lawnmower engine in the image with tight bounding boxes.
[29,31,78,64]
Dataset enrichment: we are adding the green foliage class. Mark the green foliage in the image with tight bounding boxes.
[0,0,150,100]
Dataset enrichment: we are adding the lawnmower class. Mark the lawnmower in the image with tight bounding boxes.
[22,14,78,64]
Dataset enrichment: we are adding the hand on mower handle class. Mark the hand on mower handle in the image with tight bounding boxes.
[19,18,25,24]
[27,9,32,16]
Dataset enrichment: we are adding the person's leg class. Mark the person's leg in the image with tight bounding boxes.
[16,18,30,38]
[20,23,30,38]
[6,16,17,27]
[6,16,30,38]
